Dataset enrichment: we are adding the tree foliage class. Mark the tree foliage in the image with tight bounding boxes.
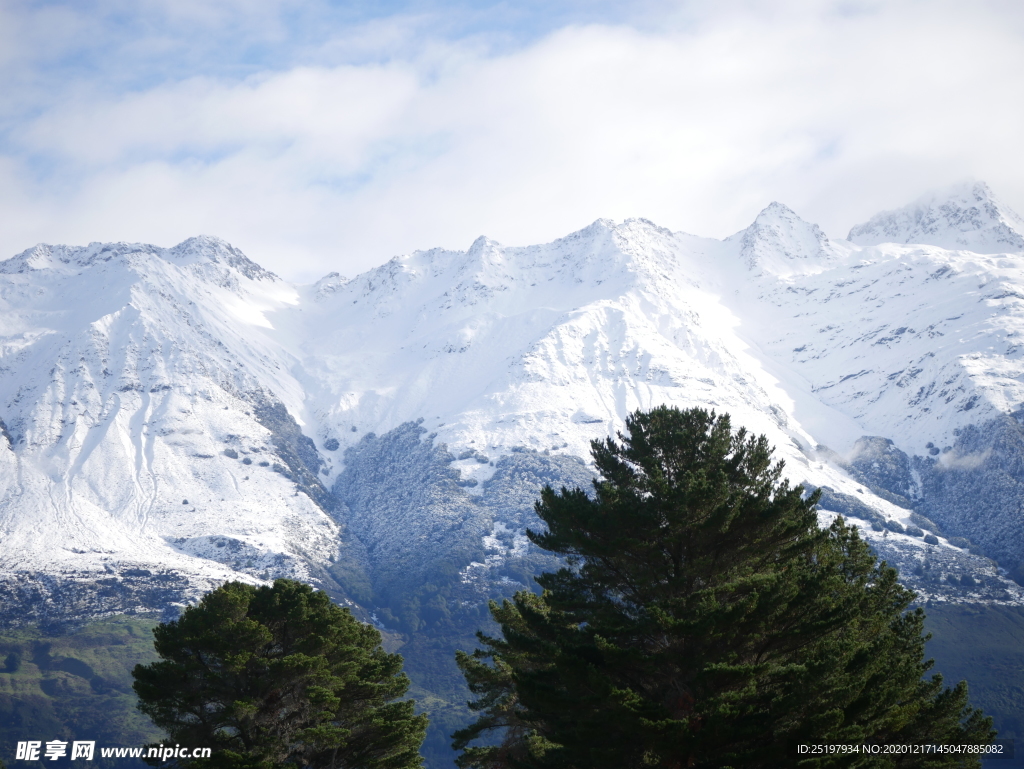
[454,406,994,768]
[133,579,427,769]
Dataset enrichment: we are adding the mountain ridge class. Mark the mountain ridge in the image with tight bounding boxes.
[848,180,1024,253]
[2,185,1024,626]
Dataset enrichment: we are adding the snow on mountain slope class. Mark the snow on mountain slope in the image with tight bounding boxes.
[269,209,1017,601]
[741,242,1024,458]
[725,201,851,277]
[0,238,342,608]
[3,183,1024,620]
[276,216,848,482]
[729,188,1024,573]
[848,181,1024,253]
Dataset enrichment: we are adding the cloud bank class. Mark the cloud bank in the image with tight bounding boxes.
[1,0,1022,281]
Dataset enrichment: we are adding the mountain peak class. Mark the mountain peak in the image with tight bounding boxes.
[467,234,499,252]
[169,235,279,281]
[847,181,1024,253]
[728,202,839,277]
[0,236,278,284]
[0,241,161,274]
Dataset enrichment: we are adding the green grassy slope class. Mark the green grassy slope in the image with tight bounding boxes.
[0,616,162,767]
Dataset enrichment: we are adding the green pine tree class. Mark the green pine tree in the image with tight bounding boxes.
[454,406,993,768]
[133,579,427,769]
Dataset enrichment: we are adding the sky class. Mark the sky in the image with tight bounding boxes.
[1,0,1023,282]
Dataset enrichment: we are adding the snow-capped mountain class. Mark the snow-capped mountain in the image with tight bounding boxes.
[726,201,849,277]
[2,185,1024,624]
[848,181,1024,253]
[0,238,341,616]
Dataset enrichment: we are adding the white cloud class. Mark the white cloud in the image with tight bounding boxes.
[1,0,1023,281]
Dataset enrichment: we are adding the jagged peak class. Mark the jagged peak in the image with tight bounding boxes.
[566,217,617,240]
[727,202,840,277]
[467,234,500,253]
[760,201,798,217]
[312,271,349,300]
[618,217,675,238]
[168,236,279,281]
[0,235,278,283]
[459,235,508,270]
[331,217,663,315]
[0,241,161,274]
[847,181,1024,253]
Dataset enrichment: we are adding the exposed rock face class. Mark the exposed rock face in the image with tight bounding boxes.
[0,569,195,629]
[847,436,918,503]
[332,422,488,612]
[332,421,595,630]
[914,412,1024,574]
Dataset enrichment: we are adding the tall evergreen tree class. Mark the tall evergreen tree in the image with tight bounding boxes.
[133,579,427,769]
[454,406,993,768]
